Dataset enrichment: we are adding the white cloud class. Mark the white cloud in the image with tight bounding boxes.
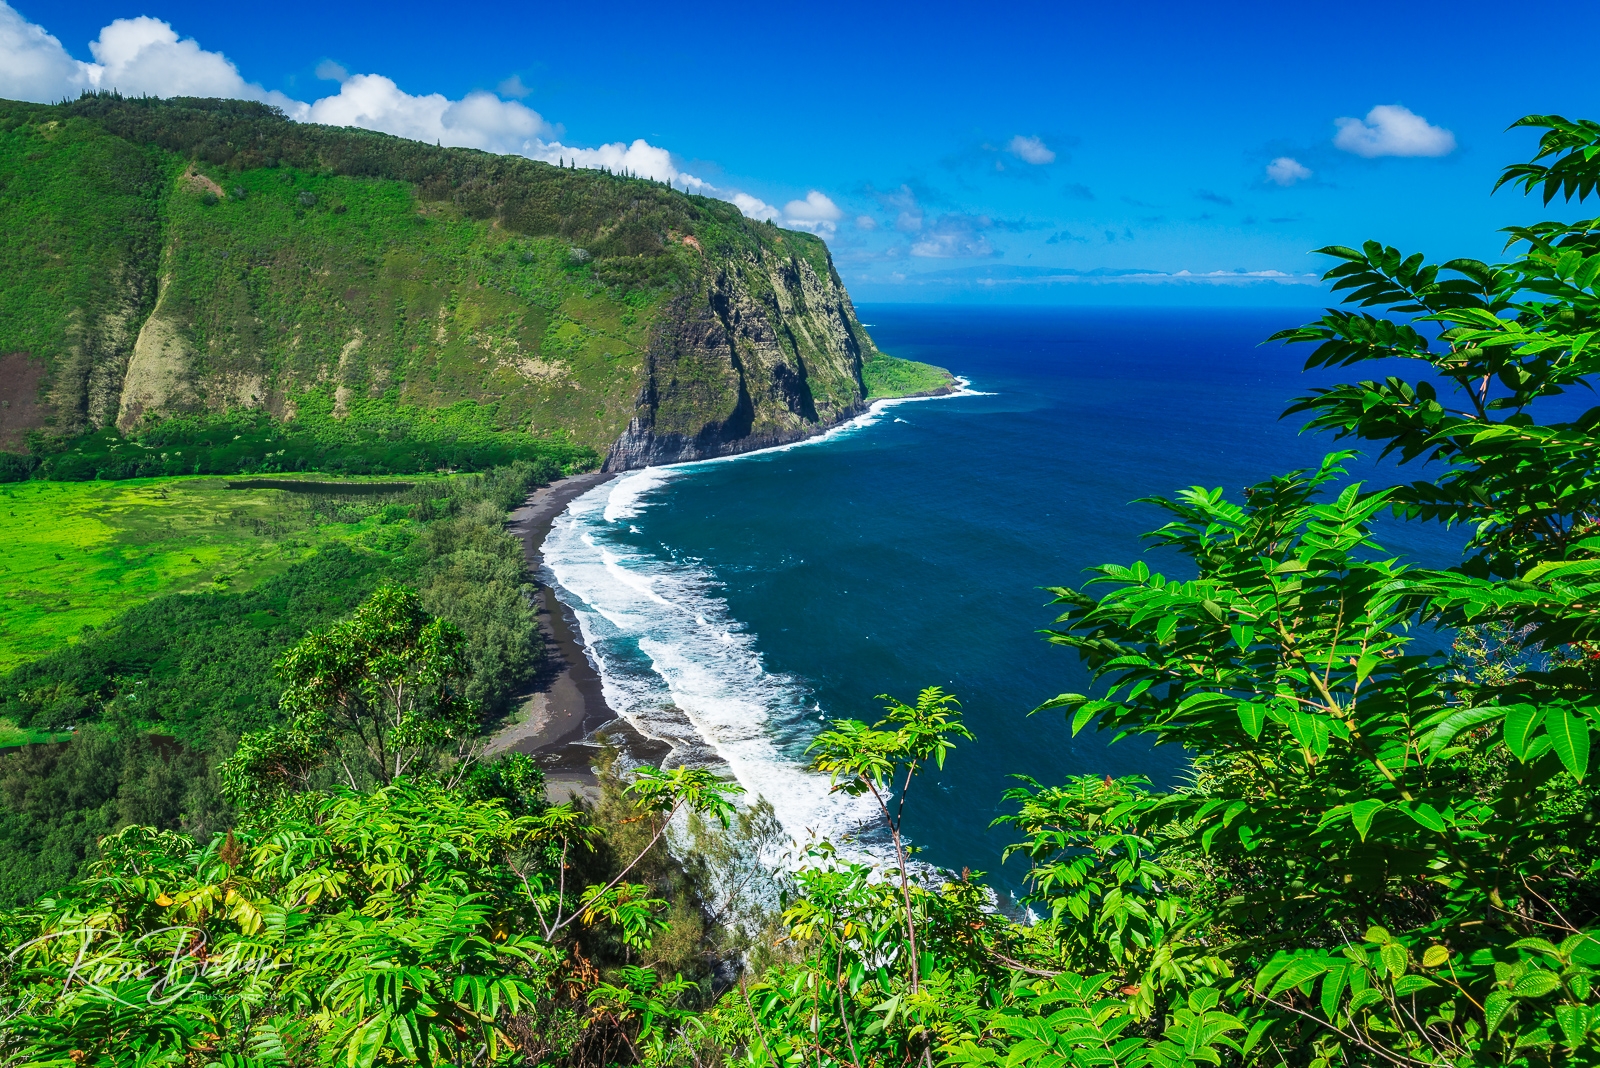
[0,1,92,101]
[309,74,552,153]
[855,215,877,231]
[782,191,842,234]
[1333,104,1455,158]
[526,137,685,181]
[87,15,308,116]
[732,193,779,221]
[910,214,995,258]
[1266,156,1312,185]
[1007,134,1055,164]
[0,4,809,229]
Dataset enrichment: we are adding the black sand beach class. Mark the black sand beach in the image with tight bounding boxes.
[486,471,670,802]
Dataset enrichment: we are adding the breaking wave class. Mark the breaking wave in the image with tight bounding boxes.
[540,382,985,855]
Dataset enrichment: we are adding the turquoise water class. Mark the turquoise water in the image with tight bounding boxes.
[543,305,1465,891]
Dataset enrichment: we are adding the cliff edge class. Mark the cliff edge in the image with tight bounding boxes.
[0,95,951,474]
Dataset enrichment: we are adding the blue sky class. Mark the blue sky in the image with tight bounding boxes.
[8,0,1600,303]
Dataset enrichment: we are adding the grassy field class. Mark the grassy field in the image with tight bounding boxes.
[0,474,431,671]
[863,353,956,399]
[0,719,69,747]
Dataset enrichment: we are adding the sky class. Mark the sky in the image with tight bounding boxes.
[6,0,1600,304]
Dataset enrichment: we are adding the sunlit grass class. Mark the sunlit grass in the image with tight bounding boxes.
[0,474,433,671]
[863,353,955,399]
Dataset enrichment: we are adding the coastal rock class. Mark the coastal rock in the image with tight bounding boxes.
[604,248,874,470]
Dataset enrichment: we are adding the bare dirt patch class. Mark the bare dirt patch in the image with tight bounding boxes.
[0,352,47,451]
[182,168,225,198]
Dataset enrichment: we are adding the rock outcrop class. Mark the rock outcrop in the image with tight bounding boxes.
[604,247,874,470]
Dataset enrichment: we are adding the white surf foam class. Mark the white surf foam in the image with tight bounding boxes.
[669,376,992,470]
[541,383,983,860]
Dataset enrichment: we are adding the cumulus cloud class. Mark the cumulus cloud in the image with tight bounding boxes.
[0,2,92,101]
[1266,156,1312,185]
[87,15,308,115]
[0,5,800,229]
[0,4,303,110]
[1333,104,1455,158]
[782,191,842,234]
[309,74,548,151]
[732,192,779,221]
[855,215,877,231]
[1007,134,1055,164]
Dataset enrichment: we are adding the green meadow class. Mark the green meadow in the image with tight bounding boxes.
[0,474,429,671]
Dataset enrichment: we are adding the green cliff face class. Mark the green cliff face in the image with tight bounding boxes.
[0,96,949,473]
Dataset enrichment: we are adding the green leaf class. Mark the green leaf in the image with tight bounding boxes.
[1554,1005,1590,1049]
[1403,802,1448,832]
[1348,988,1386,1014]
[348,1016,388,1068]
[1485,992,1514,1033]
[1511,970,1562,998]
[1504,705,1544,760]
[1391,975,1437,997]
[1546,707,1591,781]
[1421,945,1450,968]
[1319,964,1349,1020]
[1241,1019,1273,1055]
[1351,799,1384,840]
[1237,702,1266,740]
[1425,704,1504,757]
[1509,937,1562,959]
[1523,557,1600,583]
[1567,932,1600,965]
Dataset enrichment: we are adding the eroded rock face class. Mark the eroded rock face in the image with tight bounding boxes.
[603,248,874,471]
[2,95,888,460]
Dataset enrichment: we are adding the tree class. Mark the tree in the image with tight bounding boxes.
[221,584,477,798]
[809,687,972,996]
[987,115,1600,1067]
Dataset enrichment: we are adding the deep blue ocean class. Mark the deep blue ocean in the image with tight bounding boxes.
[543,305,1468,894]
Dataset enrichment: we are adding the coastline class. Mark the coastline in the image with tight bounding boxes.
[486,471,625,803]
[485,378,977,803]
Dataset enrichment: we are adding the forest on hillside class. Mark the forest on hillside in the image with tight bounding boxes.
[0,94,940,484]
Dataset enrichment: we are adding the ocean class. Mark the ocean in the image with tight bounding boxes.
[541,304,1466,894]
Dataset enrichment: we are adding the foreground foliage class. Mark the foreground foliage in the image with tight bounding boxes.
[0,771,737,1068]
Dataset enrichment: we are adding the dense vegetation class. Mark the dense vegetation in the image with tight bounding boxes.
[5,408,598,484]
[0,473,433,671]
[0,94,934,478]
[0,463,551,907]
[5,113,1600,1068]
[861,352,957,400]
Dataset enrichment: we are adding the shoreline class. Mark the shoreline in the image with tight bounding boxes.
[486,471,628,803]
[484,380,977,802]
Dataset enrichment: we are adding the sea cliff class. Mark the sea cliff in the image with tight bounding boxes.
[0,95,950,475]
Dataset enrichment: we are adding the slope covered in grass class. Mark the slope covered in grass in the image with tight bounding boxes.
[0,95,947,473]
[0,474,433,670]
